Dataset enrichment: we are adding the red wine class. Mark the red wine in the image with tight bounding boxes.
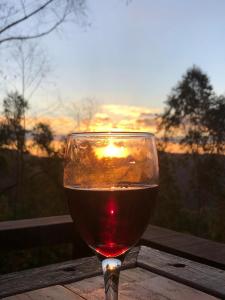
[65,186,158,258]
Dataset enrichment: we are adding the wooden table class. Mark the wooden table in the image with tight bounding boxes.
[1,246,224,300]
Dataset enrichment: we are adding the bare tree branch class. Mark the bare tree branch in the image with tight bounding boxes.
[0,0,87,45]
[0,18,63,44]
[0,0,54,35]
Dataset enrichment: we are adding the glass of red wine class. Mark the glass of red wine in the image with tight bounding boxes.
[64,132,159,299]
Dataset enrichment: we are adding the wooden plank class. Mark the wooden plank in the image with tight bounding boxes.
[0,247,138,298]
[0,215,71,231]
[66,267,218,300]
[141,224,225,269]
[2,285,84,300]
[1,213,225,276]
[0,215,75,250]
[1,215,225,272]
[137,246,225,299]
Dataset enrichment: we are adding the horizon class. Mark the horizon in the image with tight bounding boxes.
[0,0,225,155]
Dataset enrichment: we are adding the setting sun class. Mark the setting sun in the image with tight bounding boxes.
[95,141,129,159]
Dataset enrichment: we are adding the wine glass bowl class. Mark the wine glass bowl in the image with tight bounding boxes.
[64,132,159,299]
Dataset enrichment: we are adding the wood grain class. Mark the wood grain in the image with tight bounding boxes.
[1,247,222,300]
[0,247,138,298]
[2,285,83,300]
[141,224,225,269]
[138,246,225,299]
[66,267,218,300]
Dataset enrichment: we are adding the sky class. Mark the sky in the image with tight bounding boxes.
[40,0,225,107]
[2,0,225,134]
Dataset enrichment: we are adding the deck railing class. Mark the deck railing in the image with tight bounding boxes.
[1,215,225,269]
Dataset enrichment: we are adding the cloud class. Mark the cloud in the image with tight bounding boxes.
[101,104,160,119]
[136,118,155,127]
[1,103,161,136]
[138,112,158,119]
[26,116,76,135]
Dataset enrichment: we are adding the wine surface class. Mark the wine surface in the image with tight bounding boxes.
[65,186,158,257]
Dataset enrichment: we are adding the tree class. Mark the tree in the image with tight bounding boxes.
[66,98,98,131]
[7,41,50,100]
[0,123,12,147]
[159,66,214,153]
[159,65,225,217]
[204,96,225,154]
[152,152,183,230]
[0,0,87,45]
[32,122,54,155]
[3,91,29,152]
[1,40,51,139]
[1,91,29,207]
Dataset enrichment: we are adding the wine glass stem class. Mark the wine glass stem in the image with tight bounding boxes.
[102,258,122,300]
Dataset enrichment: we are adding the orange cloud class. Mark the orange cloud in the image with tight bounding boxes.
[88,104,160,133]
[25,104,160,135]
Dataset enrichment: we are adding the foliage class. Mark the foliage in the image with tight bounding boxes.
[0,123,12,146]
[2,91,28,151]
[152,153,225,240]
[159,65,225,154]
[158,65,225,223]
[3,92,28,121]
[32,122,54,156]
[204,96,225,153]
[0,91,55,208]
[153,152,183,230]
[0,149,67,220]
[0,149,225,273]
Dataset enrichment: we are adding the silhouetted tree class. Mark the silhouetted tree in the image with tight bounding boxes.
[32,122,54,155]
[159,65,214,153]
[159,66,225,217]
[153,152,182,230]
[3,92,28,152]
[204,96,225,154]
[1,91,28,207]
[0,123,12,147]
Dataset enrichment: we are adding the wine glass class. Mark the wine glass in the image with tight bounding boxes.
[64,132,159,299]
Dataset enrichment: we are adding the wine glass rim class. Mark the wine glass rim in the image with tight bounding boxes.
[68,131,155,138]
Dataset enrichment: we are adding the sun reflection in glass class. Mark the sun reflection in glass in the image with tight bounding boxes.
[95,141,128,159]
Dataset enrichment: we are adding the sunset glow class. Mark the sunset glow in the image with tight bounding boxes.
[24,104,160,135]
[21,103,189,156]
[0,103,191,156]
